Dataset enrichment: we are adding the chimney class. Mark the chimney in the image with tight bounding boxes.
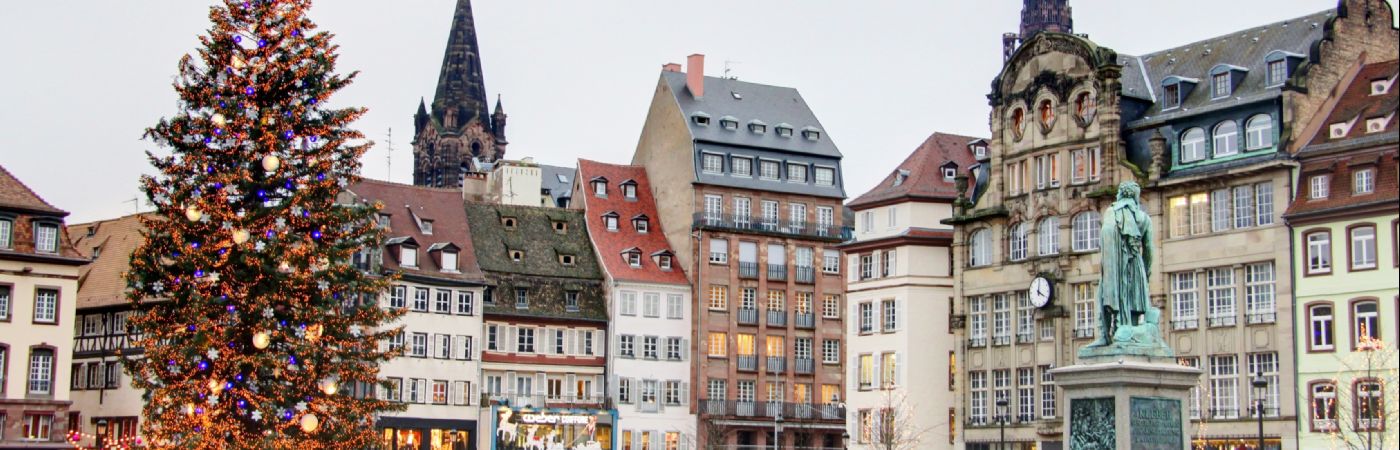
[662,62,681,73]
[686,53,705,99]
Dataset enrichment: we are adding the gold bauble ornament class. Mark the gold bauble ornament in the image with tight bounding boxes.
[232,56,246,69]
[212,113,226,127]
[184,403,196,416]
[232,229,250,244]
[300,413,320,433]
[252,331,271,350]
[208,379,225,394]
[184,206,202,222]
[261,155,281,171]
[318,378,338,396]
[305,324,323,342]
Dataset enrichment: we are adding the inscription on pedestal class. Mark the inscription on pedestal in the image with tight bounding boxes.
[1069,397,1115,450]
[1130,397,1182,450]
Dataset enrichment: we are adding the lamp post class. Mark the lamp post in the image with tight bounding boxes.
[95,418,109,450]
[1252,371,1268,450]
[774,413,783,450]
[996,398,1009,450]
[841,431,850,450]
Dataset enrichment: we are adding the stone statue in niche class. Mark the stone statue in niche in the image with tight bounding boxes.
[1080,181,1173,359]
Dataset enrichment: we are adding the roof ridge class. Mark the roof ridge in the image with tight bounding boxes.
[0,163,66,214]
[69,211,154,228]
[1137,8,1334,60]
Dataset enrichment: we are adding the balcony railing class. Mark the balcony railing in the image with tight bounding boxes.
[481,393,608,409]
[700,399,845,421]
[767,264,787,281]
[795,267,815,284]
[1312,419,1338,432]
[795,313,815,329]
[1017,332,1035,344]
[992,335,1011,346]
[968,337,987,348]
[795,357,814,374]
[1073,328,1095,339]
[737,308,759,325]
[766,356,787,373]
[694,213,840,241]
[1208,315,1237,327]
[767,310,788,327]
[1246,312,1277,324]
[737,355,758,371]
[1172,318,1199,330]
[738,262,759,279]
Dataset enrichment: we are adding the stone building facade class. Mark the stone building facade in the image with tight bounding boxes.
[413,0,508,188]
[631,55,848,449]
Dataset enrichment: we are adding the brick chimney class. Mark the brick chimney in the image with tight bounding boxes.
[662,63,681,72]
[686,54,705,99]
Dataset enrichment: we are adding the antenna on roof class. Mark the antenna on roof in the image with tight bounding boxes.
[125,195,142,213]
[385,127,393,182]
[724,60,741,80]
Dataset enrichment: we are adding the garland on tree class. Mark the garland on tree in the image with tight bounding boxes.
[127,1,403,447]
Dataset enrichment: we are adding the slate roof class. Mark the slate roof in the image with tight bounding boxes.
[848,132,982,210]
[463,203,603,280]
[1124,9,1333,125]
[69,214,152,309]
[661,71,841,158]
[539,163,575,207]
[1306,60,1399,146]
[0,164,66,214]
[347,179,486,284]
[576,159,689,286]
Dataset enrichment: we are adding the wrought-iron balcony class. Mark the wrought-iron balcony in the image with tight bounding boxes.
[795,313,816,329]
[480,392,609,410]
[738,262,759,279]
[767,264,787,281]
[766,356,787,373]
[767,310,788,327]
[1246,312,1277,324]
[1171,318,1199,330]
[1073,328,1095,339]
[795,266,815,284]
[693,213,840,241]
[737,308,759,325]
[699,399,845,422]
[1208,315,1237,327]
[737,355,758,371]
[968,337,988,348]
[1016,332,1035,344]
[795,357,814,375]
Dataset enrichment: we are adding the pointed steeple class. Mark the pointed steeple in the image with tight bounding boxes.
[491,94,508,143]
[414,97,430,134]
[1020,0,1073,40]
[431,0,492,132]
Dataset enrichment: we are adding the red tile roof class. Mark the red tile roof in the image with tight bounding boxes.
[1308,60,1399,146]
[69,213,152,308]
[0,164,66,214]
[347,179,486,283]
[576,159,689,286]
[847,132,982,210]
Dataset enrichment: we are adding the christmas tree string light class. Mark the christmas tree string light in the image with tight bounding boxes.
[126,0,403,448]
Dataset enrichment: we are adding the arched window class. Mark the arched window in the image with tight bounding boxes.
[1009,223,1029,261]
[1011,108,1026,136]
[1213,121,1239,157]
[1308,303,1334,351]
[1180,128,1206,163]
[969,229,992,267]
[1353,300,1380,349]
[1038,217,1059,256]
[1072,212,1102,251]
[1245,115,1273,150]
[1038,99,1055,127]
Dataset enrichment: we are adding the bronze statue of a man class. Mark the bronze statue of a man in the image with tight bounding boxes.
[1092,181,1153,347]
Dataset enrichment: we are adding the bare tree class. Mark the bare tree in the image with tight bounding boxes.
[696,419,729,450]
[862,389,933,450]
[1317,336,1399,450]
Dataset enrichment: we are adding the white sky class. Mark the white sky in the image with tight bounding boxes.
[2,1,1393,223]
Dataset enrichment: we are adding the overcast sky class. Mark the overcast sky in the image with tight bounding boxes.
[2,1,1393,223]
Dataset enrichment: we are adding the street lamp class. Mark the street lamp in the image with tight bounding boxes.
[841,431,850,449]
[774,413,783,450]
[996,398,1009,450]
[1252,371,1268,450]
[96,419,109,450]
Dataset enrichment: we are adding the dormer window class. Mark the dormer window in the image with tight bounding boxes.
[1162,84,1181,109]
[970,143,988,159]
[787,163,808,183]
[657,253,673,270]
[591,177,608,197]
[892,169,910,187]
[1212,73,1231,98]
[1366,115,1392,133]
[801,128,822,141]
[776,124,794,137]
[759,160,781,181]
[1180,128,1206,163]
[603,212,620,232]
[1268,60,1288,86]
[814,167,836,186]
[441,251,458,272]
[565,291,580,312]
[633,215,650,233]
[552,221,568,233]
[502,217,518,229]
[1209,65,1247,99]
[509,250,525,262]
[942,165,958,181]
[621,181,637,199]
[623,249,642,268]
[400,245,419,268]
[732,156,753,177]
[419,219,433,235]
[1265,50,1303,87]
[1372,78,1395,96]
[1330,122,1352,139]
[720,116,739,130]
[1309,175,1330,199]
[692,112,711,126]
[377,214,391,229]
[702,153,724,174]
[748,120,767,134]
[560,254,576,266]
[33,222,59,254]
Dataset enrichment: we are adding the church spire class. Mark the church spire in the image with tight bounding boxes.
[431,0,492,132]
[1020,0,1073,40]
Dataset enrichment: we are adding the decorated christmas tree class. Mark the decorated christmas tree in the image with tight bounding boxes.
[126,0,402,447]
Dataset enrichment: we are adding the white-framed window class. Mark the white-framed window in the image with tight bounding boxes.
[858,254,873,280]
[1309,304,1334,351]
[969,228,992,267]
[787,163,808,183]
[759,160,780,180]
[882,299,898,332]
[1267,60,1287,86]
[703,195,723,224]
[1211,189,1231,233]
[666,294,684,320]
[1180,128,1206,163]
[1073,283,1095,338]
[1244,263,1275,324]
[732,156,752,177]
[1009,222,1029,261]
[761,201,779,230]
[733,197,751,227]
[969,371,988,424]
[1171,272,1199,330]
[410,332,428,357]
[1245,114,1273,150]
[22,413,53,441]
[709,238,728,264]
[822,339,840,364]
[515,288,529,309]
[1247,352,1280,417]
[817,206,835,235]
[1209,354,1239,419]
[433,289,451,313]
[702,153,724,174]
[822,249,840,274]
[881,250,895,277]
[592,180,607,197]
[992,294,1010,344]
[1255,182,1274,225]
[32,288,57,324]
[1071,212,1100,251]
[27,349,53,395]
[0,218,11,249]
[33,223,58,253]
[1016,291,1034,341]
[435,334,452,359]
[604,213,619,231]
[412,287,430,311]
[1206,267,1236,327]
[1213,73,1232,98]
[1213,121,1239,157]
[456,291,474,315]
[1351,225,1377,269]
[400,245,418,268]
[1356,380,1385,431]
[1354,168,1375,194]
[822,295,840,319]
[1310,381,1338,430]
[1355,301,1380,347]
[1037,217,1059,256]
[1306,231,1331,274]
[1,285,12,321]
[968,296,987,346]
[1230,186,1253,229]
[1040,366,1057,419]
[643,293,661,318]
[440,250,458,272]
[790,203,807,229]
[1071,148,1088,184]
[1310,175,1329,199]
[814,167,835,186]
[858,302,874,333]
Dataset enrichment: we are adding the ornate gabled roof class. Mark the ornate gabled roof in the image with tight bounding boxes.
[347,179,486,283]
[1306,60,1399,146]
[576,159,689,286]
[848,132,982,210]
[427,0,492,133]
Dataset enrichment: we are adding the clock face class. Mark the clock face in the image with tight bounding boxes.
[1029,277,1053,308]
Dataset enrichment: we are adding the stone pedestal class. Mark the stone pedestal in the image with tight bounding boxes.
[1050,356,1202,450]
